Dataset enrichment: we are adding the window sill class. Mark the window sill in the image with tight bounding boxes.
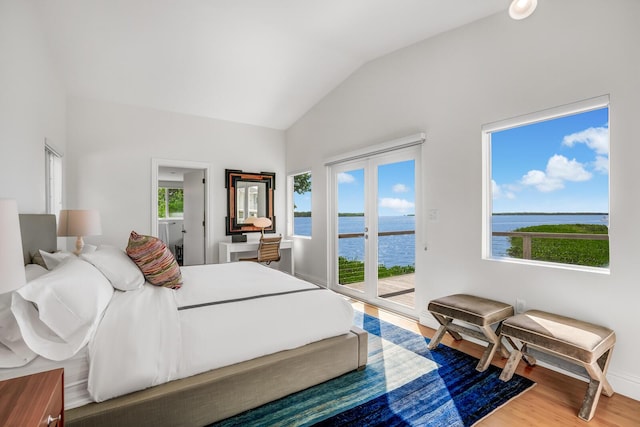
[484,256,610,275]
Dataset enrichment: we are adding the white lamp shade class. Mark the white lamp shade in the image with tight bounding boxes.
[0,199,26,293]
[509,0,537,20]
[253,217,272,229]
[58,209,102,237]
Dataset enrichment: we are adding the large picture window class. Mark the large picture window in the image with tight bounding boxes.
[291,172,311,237]
[482,96,609,271]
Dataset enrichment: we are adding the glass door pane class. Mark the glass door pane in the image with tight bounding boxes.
[376,159,415,309]
[337,167,366,294]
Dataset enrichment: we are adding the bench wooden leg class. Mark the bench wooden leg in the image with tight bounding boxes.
[427,314,464,351]
[495,322,511,359]
[476,324,500,372]
[431,313,463,341]
[596,348,615,397]
[499,348,522,381]
[579,347,615,421]
[427,317,451,350]
[520,343,537,366]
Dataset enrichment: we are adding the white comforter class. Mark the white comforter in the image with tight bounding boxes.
[88,262,354,402]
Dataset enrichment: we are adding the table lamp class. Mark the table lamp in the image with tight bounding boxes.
[57,209,102,255]
[253,217,272,238]
[0,199,26,294]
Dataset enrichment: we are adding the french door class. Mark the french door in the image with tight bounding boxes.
[328,146,420,316]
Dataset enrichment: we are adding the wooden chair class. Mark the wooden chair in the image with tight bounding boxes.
[239,236,282,264]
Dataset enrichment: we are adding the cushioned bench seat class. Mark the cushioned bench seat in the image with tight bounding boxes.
[427,294,514,372]
[499,310,616,421]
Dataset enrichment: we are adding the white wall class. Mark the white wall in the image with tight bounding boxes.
[66,97,285,261]
[286,0,640,399]
[0,0,66,212]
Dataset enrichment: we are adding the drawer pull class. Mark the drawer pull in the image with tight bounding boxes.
[47,414,61,426]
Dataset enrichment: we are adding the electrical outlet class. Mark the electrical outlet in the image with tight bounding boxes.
[515,298,526,314]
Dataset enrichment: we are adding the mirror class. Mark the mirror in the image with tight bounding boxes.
[225,169,275,235]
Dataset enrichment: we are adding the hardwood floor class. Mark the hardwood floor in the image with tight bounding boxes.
[351,300,640,426]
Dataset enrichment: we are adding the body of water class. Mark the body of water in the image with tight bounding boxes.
[295,216,415,267]
[295,213,608,266]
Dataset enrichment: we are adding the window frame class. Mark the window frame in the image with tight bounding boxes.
[44,142,62,217]
[481,95,610,273]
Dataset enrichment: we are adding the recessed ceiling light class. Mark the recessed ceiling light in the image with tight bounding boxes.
[509,0,538,20]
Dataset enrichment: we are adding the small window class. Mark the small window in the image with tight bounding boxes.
[291,172,311,237]
[158,187,184,219]
[482,96,609,271]
[45,143,62,216]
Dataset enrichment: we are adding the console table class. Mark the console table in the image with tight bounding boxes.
[219,239,293,274]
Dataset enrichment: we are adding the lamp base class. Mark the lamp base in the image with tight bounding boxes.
[73,236,84,256]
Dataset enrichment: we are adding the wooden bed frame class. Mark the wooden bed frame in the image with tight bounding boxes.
[18,214,368,426]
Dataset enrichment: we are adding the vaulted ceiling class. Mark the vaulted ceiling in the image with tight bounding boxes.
[35,0,507,130]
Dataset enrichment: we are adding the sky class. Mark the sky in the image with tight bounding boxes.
[294,160,416,216]
[336,160,415,216]
[491,107,609,213]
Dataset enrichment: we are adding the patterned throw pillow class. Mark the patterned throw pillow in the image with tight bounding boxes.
[125,231,182,289]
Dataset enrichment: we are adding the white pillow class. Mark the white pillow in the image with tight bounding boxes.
[39,249,74,270]
[81,244,98,254]
[80,245,144,291]
[11,258,114,361]
[0,294,36,368]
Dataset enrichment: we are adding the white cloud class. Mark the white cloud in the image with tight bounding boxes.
[593,155,609,174]
[521,170,564,192]
[337,172,355,184]
[562,125,609,155]
[546,154,592,181]
[379,198,414,212]
[492,180,516,199]
[520,154,591,192]
[392,183,409,193]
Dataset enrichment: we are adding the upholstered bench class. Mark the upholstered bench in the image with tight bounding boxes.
[427,294,514,372]
[499,310,616,421]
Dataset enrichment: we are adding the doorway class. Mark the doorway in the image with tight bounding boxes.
[328,145,420,317]
[151,159,211,265]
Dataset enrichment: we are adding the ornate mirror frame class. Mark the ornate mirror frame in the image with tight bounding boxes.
[225,169,276,235]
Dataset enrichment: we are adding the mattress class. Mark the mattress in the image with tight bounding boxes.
[0,347,91,409]
[87,262,354,402]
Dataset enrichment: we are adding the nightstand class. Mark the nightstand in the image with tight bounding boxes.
[0,368,64,426]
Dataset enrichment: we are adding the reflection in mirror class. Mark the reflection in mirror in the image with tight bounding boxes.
[225,169,275,235]
[236,181,267,223]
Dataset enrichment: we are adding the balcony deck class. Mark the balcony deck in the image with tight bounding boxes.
[339,273,415,308]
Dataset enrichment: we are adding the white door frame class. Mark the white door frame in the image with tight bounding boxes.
[326,133,424,317]
[151,158,213,264]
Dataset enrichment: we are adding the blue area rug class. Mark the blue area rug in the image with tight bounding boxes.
[212,311,534,426]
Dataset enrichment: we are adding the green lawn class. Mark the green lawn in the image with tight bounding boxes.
[338,256,414,284]
[507,224,609,267]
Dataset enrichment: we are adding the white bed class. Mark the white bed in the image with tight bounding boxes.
[0,214,367,426]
